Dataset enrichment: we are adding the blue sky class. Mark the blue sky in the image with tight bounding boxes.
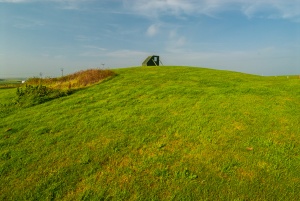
[1,0,299,77]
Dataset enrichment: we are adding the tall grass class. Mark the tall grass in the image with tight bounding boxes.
[26,69,115,89]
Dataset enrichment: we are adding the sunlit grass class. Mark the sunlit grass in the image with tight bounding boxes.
[1,66,300,200]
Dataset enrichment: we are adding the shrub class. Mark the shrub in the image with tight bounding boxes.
[15,85,71,107]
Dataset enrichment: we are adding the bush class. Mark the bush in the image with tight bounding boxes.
[15,85,71,107]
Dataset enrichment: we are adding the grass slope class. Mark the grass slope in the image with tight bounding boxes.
[1,66,300,200]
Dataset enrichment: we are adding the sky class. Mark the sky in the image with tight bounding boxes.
[1,0,300,78]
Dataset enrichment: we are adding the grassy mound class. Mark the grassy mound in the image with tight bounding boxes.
[1,66,300,200]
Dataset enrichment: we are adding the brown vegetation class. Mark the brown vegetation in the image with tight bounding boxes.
[26,69,115,89]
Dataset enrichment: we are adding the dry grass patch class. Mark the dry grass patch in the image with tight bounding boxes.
[26,69,115,89]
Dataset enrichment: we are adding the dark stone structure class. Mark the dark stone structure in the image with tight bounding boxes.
[142,55,160,66]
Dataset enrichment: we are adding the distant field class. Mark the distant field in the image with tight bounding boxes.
[1,66,300,200]
[0,78,24,88]
[0,78,24,83]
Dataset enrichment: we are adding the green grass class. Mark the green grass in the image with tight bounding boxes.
[1,66,300,200]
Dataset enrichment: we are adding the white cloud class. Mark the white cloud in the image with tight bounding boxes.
[3,0,299,20]
[165,29,187,52]
[84,45,106,51]
[124,0,300,21]
[0,0,29,2]
[0,0,93,10]
[146,24,160,37]
[123,0,195,18]
[240,1,300,20]
[48,0,95,10]
[0,0,90,3]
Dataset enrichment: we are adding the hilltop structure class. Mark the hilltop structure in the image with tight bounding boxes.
[142,55,160,66]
